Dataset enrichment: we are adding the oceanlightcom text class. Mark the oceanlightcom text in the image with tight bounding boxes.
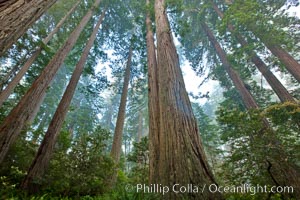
[125,183,294,196]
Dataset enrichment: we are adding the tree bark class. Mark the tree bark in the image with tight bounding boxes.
[202,21,300,200]
[0,0,81,108]
[220,0,300,83]
[210,1,296,102]
[202,22,258,110]
[0,0,57,57]
[145,0,160,185]
[0,0,102,164]
[154,0,221,199]
[20,8,106,191]
[109,45,133,186]
[265,44,300,83]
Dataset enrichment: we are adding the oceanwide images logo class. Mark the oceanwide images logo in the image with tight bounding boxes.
[125,183,294,196]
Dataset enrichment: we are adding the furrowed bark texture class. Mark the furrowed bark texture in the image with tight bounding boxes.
[210,1,295,102]
[0,0,57,56]
[146,0,160,185]
[0,0,102,164]
[20,8,106,191]
[154,0,222,199]
[0,0,81,108]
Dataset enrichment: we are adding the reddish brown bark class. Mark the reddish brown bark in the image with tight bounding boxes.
[0,0,81,108]
[145,0,160,185]
[0,0,57,56]
[210,1,295,102]
[202,22,258,110]
[220,0,300,83]
[202,21,300,200]
[109,45,133,187]
[110,46,132,163]
[154,0,221,199]
[266,45,300,83]
[20,8,106,191]
[0,0,102,164]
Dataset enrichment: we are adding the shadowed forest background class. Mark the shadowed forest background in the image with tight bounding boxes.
[0,0,299,199]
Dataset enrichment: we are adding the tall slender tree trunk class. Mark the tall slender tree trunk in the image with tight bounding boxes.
[110,45,133,186]
[145,0,160,185]
[210,1,296,102]
[0,0,102,164]
[265,45,300,82]
[202,21,300,200]
[20,8,106,191]
[202,22,259,110]
[0,0,57,57]
[0,0,81,108]
[154,0,221,199]
[220,0,300,83]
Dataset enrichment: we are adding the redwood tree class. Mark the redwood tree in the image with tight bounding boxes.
[0,0,81,108]
[145,0,160,185]
[110,44,133,186]
[0,0,57,56]
[202,21,300,199]
[153,0,221,199]
[0,0,102,164]
[210,0,296,103]
[20,8,106,191]
[222,0,300,83]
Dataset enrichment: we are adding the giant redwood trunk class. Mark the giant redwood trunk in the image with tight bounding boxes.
[110,45,133,186]
[0,0,57,57]
[145,0,160,185]
[0,0,81,108]
[210,1,295,102]
[0,0,102,164]
[20,9,106,191]
[154,0,221,199]
[202,21,300,200]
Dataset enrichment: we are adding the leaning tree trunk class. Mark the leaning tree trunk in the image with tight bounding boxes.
[202,22,259,110]
[145,0,160,185]
[110,45,133,186]
[0,0,81,108]
[265,45,300,83]
[0,0,57,57]
[202,21,300,200]
[154,0,222,199]
[20,8,106,191]
[210,1,296,102]
[220,0,300,83]
[0,0,102,164]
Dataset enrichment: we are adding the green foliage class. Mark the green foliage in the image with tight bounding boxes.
[216,102,299,198]
[127,137,149,185]
[0,126,114,199]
